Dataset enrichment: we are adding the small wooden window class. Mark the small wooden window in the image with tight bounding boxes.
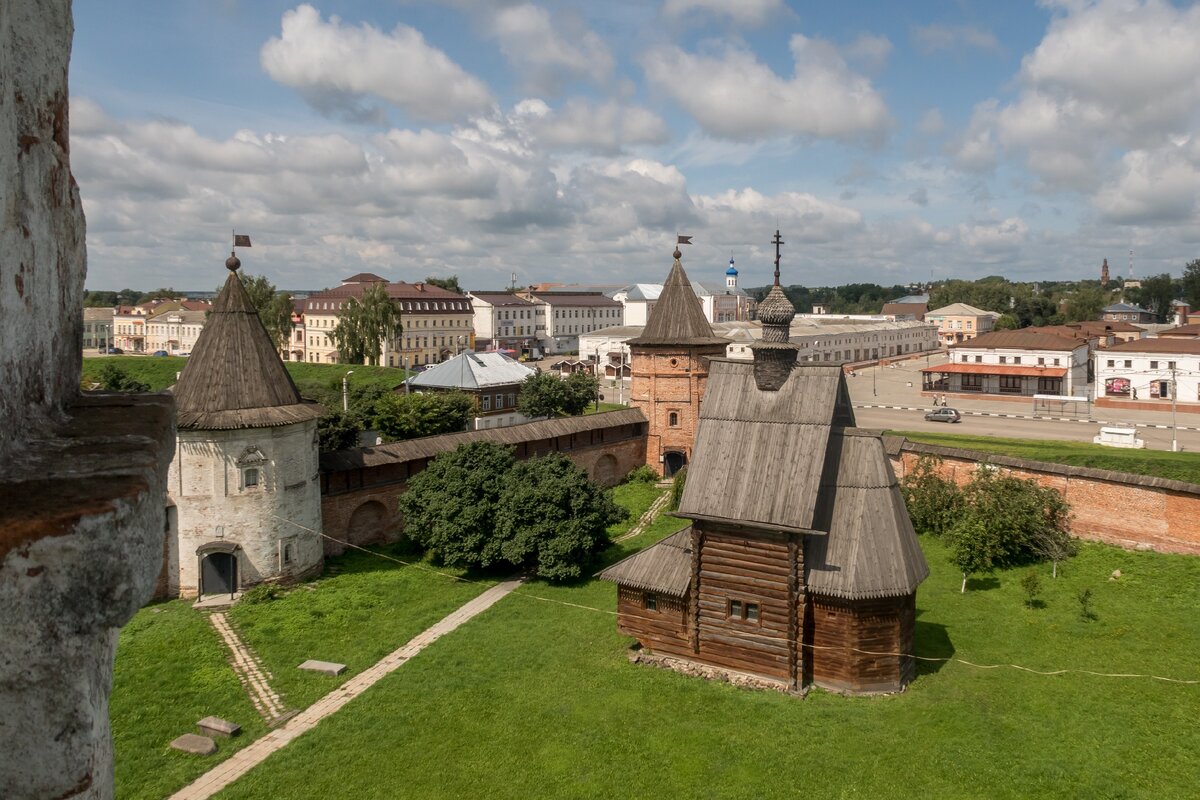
[645,593,657,611]
[244,468,259,488]
[668,411,679,427]
[745,603,760,622]
[729,599,742,618]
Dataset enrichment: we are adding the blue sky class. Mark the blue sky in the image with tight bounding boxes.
[70,1,1200,292]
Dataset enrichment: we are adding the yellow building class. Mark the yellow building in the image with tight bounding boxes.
[925,303,1000,347]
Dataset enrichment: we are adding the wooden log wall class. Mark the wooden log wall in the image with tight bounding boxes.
[616,586,690,657]
[695,529,795,680]
[808,593,916,693]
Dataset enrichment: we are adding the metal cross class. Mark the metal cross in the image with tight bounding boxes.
[771,230,784,286]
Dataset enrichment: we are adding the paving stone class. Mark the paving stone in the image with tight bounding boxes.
[171,734,217,755]
[298,659,347,676]
[197,716,240,738]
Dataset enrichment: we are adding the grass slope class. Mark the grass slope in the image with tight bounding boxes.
[218,537,1200,800]
[893,429,1200,485]
[111,601,268,800]
[81,357,409,394]
[605,480,664,539]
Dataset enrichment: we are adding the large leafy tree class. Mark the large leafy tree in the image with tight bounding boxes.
[1129,273,1178,321]
[1180,259,1200,310]
[495,454,624,580]
[424,275,462,294]
[240,273,295,354]
[561,370,599,415]
[373,391,473,442]
[518,372,567,418]
[1064,285,1111,323]
[330,283,403,365]
[399,442,517,569]
[317,409,363,453]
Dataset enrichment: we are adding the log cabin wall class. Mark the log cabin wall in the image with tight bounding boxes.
[616,587,690,657]
[695,528,795,680]
[808,593,916,693]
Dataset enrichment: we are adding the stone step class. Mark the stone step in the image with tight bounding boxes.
[197,716,240,738]
[171,734,217,756]
[297,659,347,676]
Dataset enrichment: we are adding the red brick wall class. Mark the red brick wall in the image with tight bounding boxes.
[630,346,721,474]
[891,449,1200,555]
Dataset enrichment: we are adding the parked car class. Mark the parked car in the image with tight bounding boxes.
[924,407,962,423]
[151,350,169,357]
[104,346,123,354]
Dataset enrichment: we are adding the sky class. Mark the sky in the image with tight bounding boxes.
[69,0,1200,292]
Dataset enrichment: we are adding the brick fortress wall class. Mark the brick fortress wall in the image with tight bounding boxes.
[320,414,648,555]
[890,442,1200,555]
[629,347,722,474]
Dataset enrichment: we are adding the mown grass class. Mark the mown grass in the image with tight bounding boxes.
[605,480,664,539]
[217,534,1200,800]
[111,600,268,800]
[81,356,409,394]
[892,429,1200,485]
[584,401,628,414]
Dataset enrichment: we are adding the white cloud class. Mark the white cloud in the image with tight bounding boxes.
[845,34,892,72]
[917,108,945,136]
[487,4,613,94]
[958,217,1028,252]
[912,23,1003,55]
[661,0,785,27]
[513,98,668,154]
[260,4,493,123]
[642,35,890,141]
[1093,138,1200,224]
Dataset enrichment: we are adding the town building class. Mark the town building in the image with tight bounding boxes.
[611,260,756,327]
[113,299,210,353]
[627,248,728,477]
[167,253,325,599]
[600,249,928,695]
[407,351,537,429]
[1095,338,1200,409]
[1102,302,1157,324]
[82,307,114,351]
[518,291,624,355]
[1170,300,1191,326]
[304,274,474,366]
[1158,323,1200,340]
[467,292,541,356]
[881,293,929,321]
[921,329,1089,398]
[146,308,206,356]
[925,302,1000,346]
[283,298,306,361]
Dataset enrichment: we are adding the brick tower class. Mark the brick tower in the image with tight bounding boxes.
[1100,258,1110,287]
[628,243,728,476]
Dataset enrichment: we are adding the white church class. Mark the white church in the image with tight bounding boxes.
[165,253,325,599]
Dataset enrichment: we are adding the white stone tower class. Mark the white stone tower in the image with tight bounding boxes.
[726,257,738,291]
[166,252,325,598]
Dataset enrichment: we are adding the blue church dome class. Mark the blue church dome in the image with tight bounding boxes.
[725,258,738,276]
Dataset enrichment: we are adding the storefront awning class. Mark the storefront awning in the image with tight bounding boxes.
[921,363,1067,378]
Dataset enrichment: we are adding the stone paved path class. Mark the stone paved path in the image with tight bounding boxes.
[209,612,288,723]
[171,578,523,800]
[615,490,671,543]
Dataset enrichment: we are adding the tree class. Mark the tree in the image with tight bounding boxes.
[97,363,149,393]
[947,516,1001,592]
[961,467,1072,568]
[561,370,599,415]
[225,273,295,355]
[899,455,963,537]
[494,454,624,580]
[1029,522,1077,578]
[398,443,516,569]
[993,313,1020,330]
[317,410,363,453]
[329,284,403,365]
[518,372,567,419]
[1181,258,1200,310]
[424,275,462,294]
[373,391,473,442]
[1064,285,1110,323]
[1129,273,1177,320]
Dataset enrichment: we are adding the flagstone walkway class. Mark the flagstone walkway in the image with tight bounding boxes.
[209,612,288,723]
[614,491,671,543]
[170,578,523,800]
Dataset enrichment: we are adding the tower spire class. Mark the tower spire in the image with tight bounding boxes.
[772,229,784,287]
[750,230,798,390]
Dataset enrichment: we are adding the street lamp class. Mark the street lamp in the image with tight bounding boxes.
[342,370,354,412]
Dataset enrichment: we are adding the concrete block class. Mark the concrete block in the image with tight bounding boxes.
[171,734,217,755]
[197,716,240,738]
[298,659,347,676]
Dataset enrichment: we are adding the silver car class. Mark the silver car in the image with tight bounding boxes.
[924,407,961,423]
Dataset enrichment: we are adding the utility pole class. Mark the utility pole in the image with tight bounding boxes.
[1171,363,1179,452]
[342,370,354,411]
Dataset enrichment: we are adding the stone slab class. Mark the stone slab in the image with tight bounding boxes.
[298,659,347,676]
[197,716,240,738]
[171,734,217,755]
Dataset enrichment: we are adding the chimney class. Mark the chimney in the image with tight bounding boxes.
[416,283,424,292]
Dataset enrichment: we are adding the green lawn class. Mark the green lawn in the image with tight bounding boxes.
[81,356,410,394]
[225,547,494,711]
[605,480,665,539]
[893,429,1200,485]
[111,600,268,800]
[584,401,628,414]
[216,534,1200,800]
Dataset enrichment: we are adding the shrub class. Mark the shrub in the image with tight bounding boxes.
[960,466,1072,568]
[97,363,150,393]
[622,465,659,484]
[669,465,688,511]
[241,583,284,605]
[373,391,473,442]
[900,455,963,537]
[1020,572,1043,609]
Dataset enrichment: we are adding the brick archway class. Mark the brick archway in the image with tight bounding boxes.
[346,500,389,548]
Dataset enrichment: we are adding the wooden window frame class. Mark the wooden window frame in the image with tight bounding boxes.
[727,597,761,625]
[644,593,657,612]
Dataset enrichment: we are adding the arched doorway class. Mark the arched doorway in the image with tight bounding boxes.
[663,451,686,478]
[347,500,389,547]
[592,453,619,486]
[197,543,240,597]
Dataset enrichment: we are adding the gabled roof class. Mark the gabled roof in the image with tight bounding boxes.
[1104,338,1200,355]
[1158,323,1200,338]
[890,294,929,304]
[626,256,728,348]
[597,528,693,596]
[950,329,1085,352]
[927,303,997,317]
[342,272,387,284]
[525,292,622,307]
[173,266,323,430]
[1103,302,1152,313]
[409,351,536,391]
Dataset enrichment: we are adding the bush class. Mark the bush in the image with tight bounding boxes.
[374,391,473,442]
[97,363,150,393]
[669,465,687,511]
[241,583,285,604]
[622,465,659,484]
[961,466,1072,568]
[900,455,963,537]
[318,409,364,453]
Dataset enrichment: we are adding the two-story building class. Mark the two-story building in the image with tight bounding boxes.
[82,307,115,351]
[520,292,624,355]
[468,292,541,356]
[925,303,1000,347]
[1095,338,1200,408]
[407,350,538,429]
[145,309,207,356]
[1102,302,1157,324]
[305,274,474,366]
[113,299,209,353]
[921,329,1089,398]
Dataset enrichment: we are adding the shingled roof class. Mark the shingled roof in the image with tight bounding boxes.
[173,261,323,430]
[626,252,727,348]
[597,528,693,596]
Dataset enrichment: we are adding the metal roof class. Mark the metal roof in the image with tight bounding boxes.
[409,351,536,391]
[596,528,693,596]
[926,303,998,317]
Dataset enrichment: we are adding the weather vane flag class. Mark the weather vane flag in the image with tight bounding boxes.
[232,231,252,249]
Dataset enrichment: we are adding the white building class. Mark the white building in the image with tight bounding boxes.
[1095,338,1200,406]
[921,329,1089,397]
[408,350,538,429]
[519,292,624,355]
[146,309,206,356]
[467,292,541,356]
[167,256,325,599]
[611,261,755,327]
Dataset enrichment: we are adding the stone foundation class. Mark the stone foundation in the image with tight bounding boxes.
[628,647,804,697]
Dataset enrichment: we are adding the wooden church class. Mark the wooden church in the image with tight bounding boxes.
[601,239,929,694]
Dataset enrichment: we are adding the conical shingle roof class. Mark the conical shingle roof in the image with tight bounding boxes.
[626,250,728,347]
[173,260,323,430]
